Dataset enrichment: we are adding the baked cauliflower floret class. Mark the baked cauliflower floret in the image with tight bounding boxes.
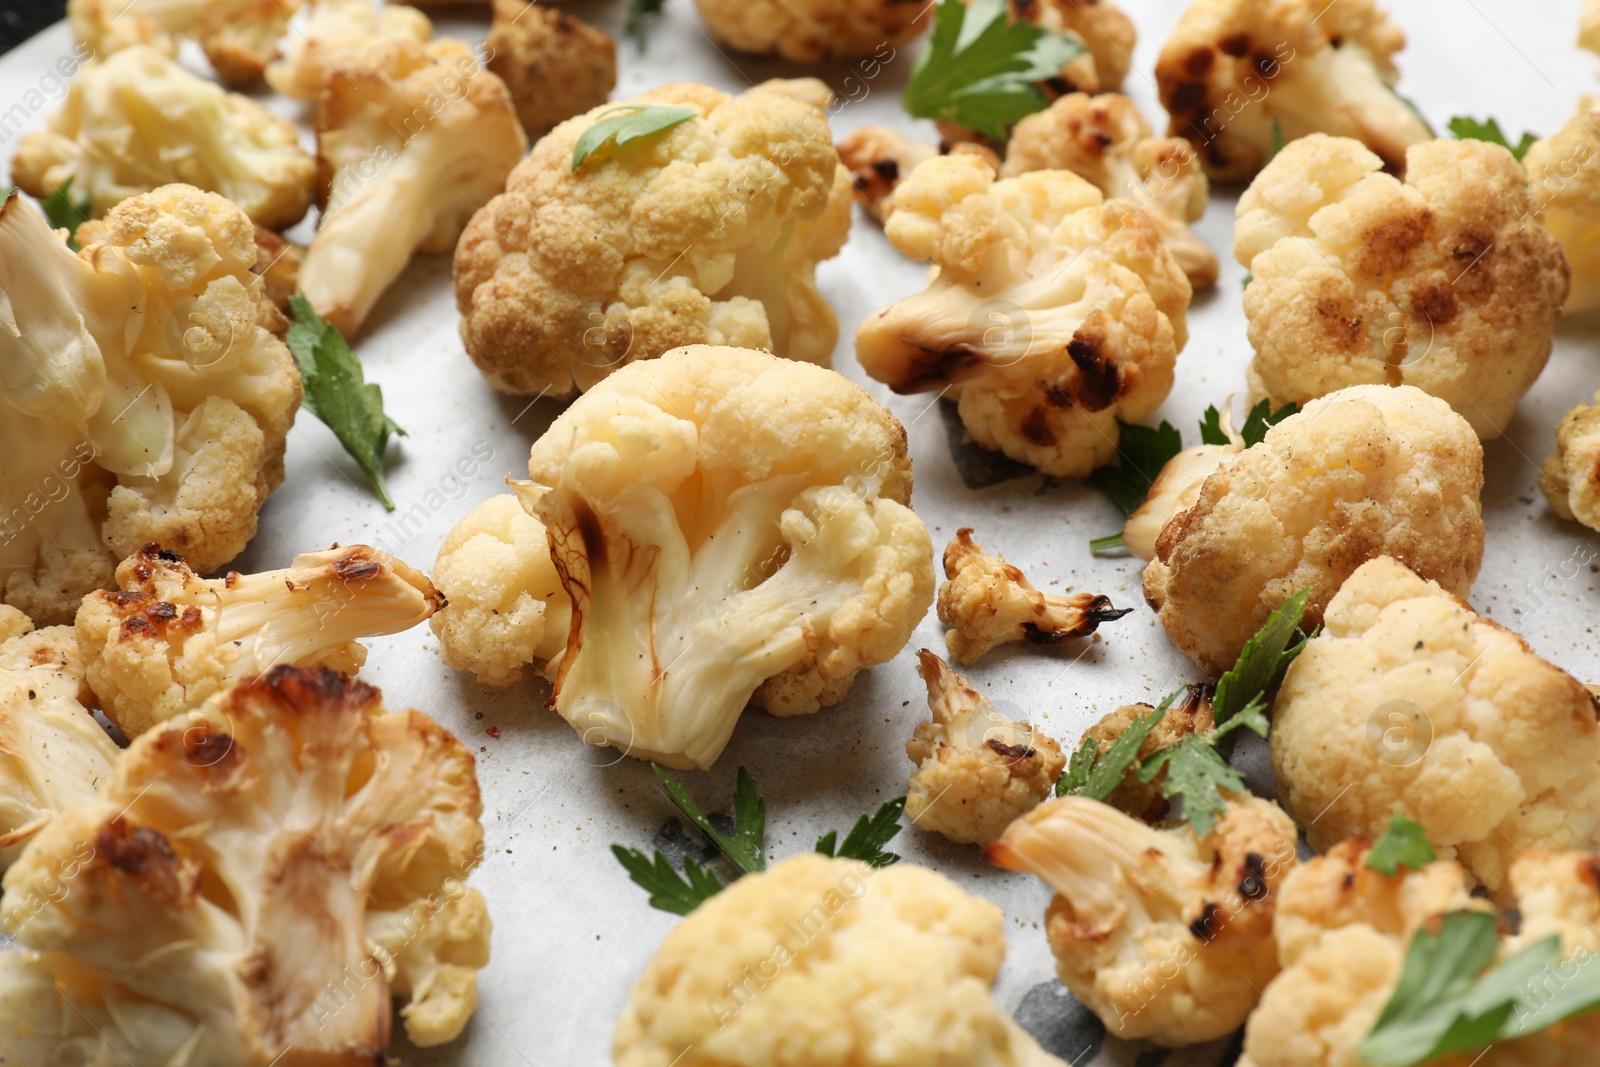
[68,0,178,57]
[1236,135,1570,439]
[11,46,315,228]
[486,0,615,137]
[905,650,1066,846]
[1003,92,1218,289]
[938,528,1130,663]
[265,0,433,100]
[692,0,930,62]
[1585,0,1600,57]
[194,0,302,86]
[1540,387,1600,532]
[430,493,572,687]
[1143,385,1484,675]
[77,543,443,740]
[1080,684,1215,821]
[67,0,303,86]
[1156,0,1431,182]
[1122,403,1254,562]
[523,346,934,770]
[454,82,852,397]
[0,666,489,1059]
[1271,556,1600,898]
[0,186,302,627]
[1525,106,1600,315]
[614,852,1066,1067]
[1012,0,1138,94]
[988,794,1299,1046]
[855,154,1192,478]
[837,125,940,217]
[301,38,526,337]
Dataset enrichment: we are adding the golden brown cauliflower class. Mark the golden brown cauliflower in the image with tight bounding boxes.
[1013,0,1138,93]
[937,528,1130,663]
[1235,135,1570,439]
[1003,92,1218,289]
[455,82,853,397]
[904,650,1066,845]
[1143,384,1484,675]
[0,666,491,1059]
[988,794,1299,1046]
[837,125,941,217]
[1155,0,1432,182]
[1585,0,1600,57]
[855,154,1192,478]
[1525,105,1600,315]
[486,0,616,138]
[1541,387,1600,532]
[265,0,434,100]
[692,0,930,62]
[67,0,303,87]
[1080,684,1215,822]
[1271,556,1600,898]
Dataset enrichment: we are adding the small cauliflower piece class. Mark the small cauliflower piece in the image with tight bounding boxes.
[77,543,443,741]
[265,0,434,100]
[1236,135,1569,439]
[1271,556,1600,897]
[1143,385,1484,675]
[1003,92,1218,289]
[11,46,315,228]
[855,154,1192,478]
[67,0,176,56]
[430,494,572,687]
[837,125,940,216]
[614,852,1066,1067]
[692,0,929,62]
[523,346,934,770]
[1081,684,1215,821]
[938,528,1130,663]
[301,38,526,337]
[67,0,303,86]
[455,82,852,397]
[1525,105,1600,315]
[0,666,490,1059]
[905,650,1066,846]
[1008,0,1139,97]
[1155,0,1432,182]
[486,0,616,138]
[988,794,1299,1046]
[1541,388,1600,531]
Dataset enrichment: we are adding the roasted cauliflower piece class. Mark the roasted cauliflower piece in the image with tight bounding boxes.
[1122,405,1255,562]
[11,46,315,228]
[614,852,1067,1067]
[1020,0,1137,91]
[988,794,1299,1046]
[301,37,526,336]
[1541,387,1600,532]
[251,223,304,314]
[518,346,934,770]
[1142,385,1484,675]
[1271,556,1600,898]
[68,0,178,57]
[855,154,1192,478]
[430,493,572,687]
[67,0,303,86]
[77,543,443,740]
[837,125,940,217]
[1236,135,1569,439]
[265,0,434,100]
[455,82,853,397]
[1525,106,1600,315]
[0,666,490,1059]
[1003,92,1218,289]
[937,528,1130,663]
[905,650,1066,846]
[1081,684,1215,821]
[486,0,615,137]
[0,185,302,627]
[1155,0,1431,182]
[692,0,930,62]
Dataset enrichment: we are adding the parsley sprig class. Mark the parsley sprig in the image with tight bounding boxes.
[572,105,696,171]
[1367,814,1437,877]
[1449,116,1538,162]
[816,796,907,867]
[625,0,665,50]
[1055,697,1171,800]
[41,178,91,250]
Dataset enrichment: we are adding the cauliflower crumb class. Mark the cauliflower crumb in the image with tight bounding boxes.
[486,0,616,138]
[692,0,930,62]
[1541,387,1600,532]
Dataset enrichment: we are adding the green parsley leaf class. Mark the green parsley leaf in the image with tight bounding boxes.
[1269,116,1286,161]
[1238,398,1298,446]
[625,0,665,50]
[1137,705,1268,836]
[1089,532,1126,554]
[655,765,766,876]
[1088,419,1183,517]
[1367,814,1437,876]
[1198,406,1229,446]
[1448,116,1537,162]
[41,178,91,251]
[572,104,696,171]
[1241,271,1253,290]
[1212,588,1311,739]
[611,845,726,915]
[1058,696,1172,800]
[903,0,1085,141]
[1493,938,1600,1040]
[816,796,906,867]
[285,295,406,510]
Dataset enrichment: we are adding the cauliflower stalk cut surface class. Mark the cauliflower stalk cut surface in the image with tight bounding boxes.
[454,82,853,397]
[1526,105,1600,315]
[11,45,315,228]
[301,37,526,337]
[1235,135,1569,439]
[77,543,444,740]
[855,154,1192,479]
[1155,0,1432,181]
[68,0,304,86]
[265,0,433,100]
[1143,384,1484,675]
[523,346,934,770]
[0,185,303,627]
[988,794,1299,1046]
[1540,386,1600,532]
[1271,556,1600,898]
[0,666,491,1062]
[613,852,1067,1067]
[692,0,930,62]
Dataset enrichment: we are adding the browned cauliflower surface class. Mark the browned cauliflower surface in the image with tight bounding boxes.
[1080,684,1215,822]
[693,0,931,62]
[486,0,616,138]
[1541,386,1600,532]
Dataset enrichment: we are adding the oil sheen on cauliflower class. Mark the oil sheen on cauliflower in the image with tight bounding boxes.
[486,0,616,138]
[454,82,853,397]
[1143,384,1484,675]
[0,666,491,1060]
[692,0,930,62]
[265,0,433,99]
[523,346,934,770]
[855,154,1192,478]
[614,852,1068,1067]
[1526,104,1600,315]
[77,543,444,740]
[988,794,1299,1046]
[905,650,1066,845]
[0,185,303,627]
[1003,92,1218,289]
[938,528,1130,663]
[1155,0,1432,182]
[1540,387,1600,532]
[11,46,315,228]
[1271,556,1600,897]
[68,0,304,86]
[1235,135,1570,439]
